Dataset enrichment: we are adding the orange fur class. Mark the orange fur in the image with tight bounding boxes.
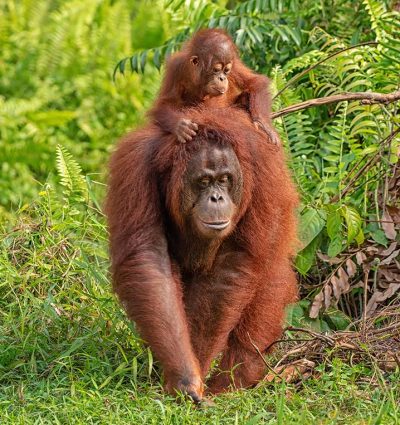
[105,106,298,396]
[148,28,278,145]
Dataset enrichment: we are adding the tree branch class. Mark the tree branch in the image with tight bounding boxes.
[271,90,400,119]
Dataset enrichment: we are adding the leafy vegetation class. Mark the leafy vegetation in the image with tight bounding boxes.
[0,0,165,211]
[1,0,399,423]
[116,0,400,323]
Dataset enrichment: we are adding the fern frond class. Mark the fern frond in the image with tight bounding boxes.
[56,145,88,202]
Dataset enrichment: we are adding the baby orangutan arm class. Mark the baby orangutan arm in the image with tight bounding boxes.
[232,60,280,145]
[149,54,198,143]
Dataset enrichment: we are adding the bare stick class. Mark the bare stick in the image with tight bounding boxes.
[362,270,369,338]
[271,90,400,119]
[286,326,335,346]
[247,332,281,379]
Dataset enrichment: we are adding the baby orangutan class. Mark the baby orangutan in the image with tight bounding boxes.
[149,28,279,145]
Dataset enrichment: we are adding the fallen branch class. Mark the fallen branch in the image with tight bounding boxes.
[266,305,400,385]
[286,326,335,346]
[247,332,281,380]
[271,90,400,119]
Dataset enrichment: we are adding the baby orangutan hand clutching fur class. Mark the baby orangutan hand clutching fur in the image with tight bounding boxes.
[149,28,280,145]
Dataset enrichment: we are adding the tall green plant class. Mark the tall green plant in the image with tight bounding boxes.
[0,0,169,208]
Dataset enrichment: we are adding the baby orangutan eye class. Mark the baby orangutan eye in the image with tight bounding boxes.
[224,64,232,74]
[213,63,223,73]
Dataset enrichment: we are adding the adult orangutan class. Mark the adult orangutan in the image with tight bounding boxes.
[149,28,280,145]
[105,106,298,402]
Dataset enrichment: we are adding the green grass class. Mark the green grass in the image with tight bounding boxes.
[1,363,399,424]
[1,186,399,425]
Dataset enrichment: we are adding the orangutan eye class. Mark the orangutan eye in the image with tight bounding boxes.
[198,177,211,187]
[218,175,230,184]
[224,64,232,74]
[213,63,223,73]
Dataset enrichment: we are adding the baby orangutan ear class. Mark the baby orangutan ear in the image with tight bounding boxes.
[190,56,199,66]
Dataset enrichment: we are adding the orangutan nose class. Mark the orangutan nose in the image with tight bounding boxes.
[210,192,224,203]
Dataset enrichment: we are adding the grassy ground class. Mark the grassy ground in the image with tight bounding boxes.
[1,362,399,424]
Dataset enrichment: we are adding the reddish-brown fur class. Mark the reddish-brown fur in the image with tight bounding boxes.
[149,28,279,144]
[105,106,298,398]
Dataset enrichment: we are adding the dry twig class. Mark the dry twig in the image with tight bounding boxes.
[271,90,400,119]
[264,305,400,385]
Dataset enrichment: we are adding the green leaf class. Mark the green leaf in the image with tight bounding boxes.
[153,48,161,70]
[341,206,361,244]
[325,206,344,257]
[284,25,302,46]
[326,207,342,239]
[370,229,388,246]
[360,145,379,155]
[328,234,344,257]
[324,309,351,330]
[295,234,319,275]
[235,28,246,47]
[140,51,147,73]
[247,27,263,44]
[119,58,126,75]
[298,207,326,249]
[130,55,139,73]
[285,303,305,327]
[112,60,121,81]
[355,229,365,245]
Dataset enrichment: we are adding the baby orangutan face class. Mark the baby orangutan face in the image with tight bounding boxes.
[189,39,235,98]
[203,61,232,97]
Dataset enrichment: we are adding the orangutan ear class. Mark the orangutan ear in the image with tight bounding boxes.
[190,56,199,66]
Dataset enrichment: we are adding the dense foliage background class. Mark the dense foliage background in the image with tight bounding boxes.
[1,0,399,423]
